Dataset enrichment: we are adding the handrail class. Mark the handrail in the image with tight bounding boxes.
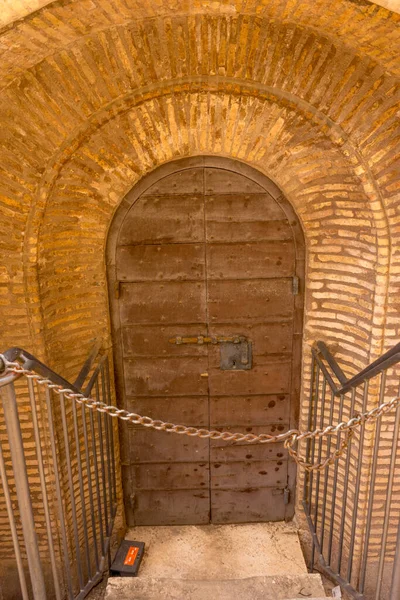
[0,347,82,392]
[315,341,400,395]
[0,344,105,394]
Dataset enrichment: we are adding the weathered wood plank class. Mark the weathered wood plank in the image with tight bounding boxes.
[119,281,207,324]
[134,489,210,526]
[143,168,203,196]
[205,193,288,243]
[207,279,293,322]
[207,241,294,280]
[117,244,205,281]
[122,325,209,357]
[125,395,209,426]
[208,358,291,396]
[131,462,209,490]
[128,428,209,463]
[210,439,287,462]
[211,488,286,523]
[204,169,264,194]
[119,194,204,245]
[124,356,209,396]
[210,460,288,489]
[209,394,290,426]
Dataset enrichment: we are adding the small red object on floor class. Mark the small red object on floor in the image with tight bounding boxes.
[110,540,145,577]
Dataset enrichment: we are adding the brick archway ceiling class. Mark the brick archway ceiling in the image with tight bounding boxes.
[0,0,399,29]
[0,1,398,380]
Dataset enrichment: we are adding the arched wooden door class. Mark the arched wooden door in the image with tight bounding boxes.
[107,157,304,526]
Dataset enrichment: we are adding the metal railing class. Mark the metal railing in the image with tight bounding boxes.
[2,339,400,599]
[303,341,400,600]
[0,346,117,600]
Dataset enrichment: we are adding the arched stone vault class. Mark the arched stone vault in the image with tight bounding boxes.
[0,10,397,374]
[0,0,400,84]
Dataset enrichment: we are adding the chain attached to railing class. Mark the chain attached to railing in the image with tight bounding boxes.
[2,354,400,472]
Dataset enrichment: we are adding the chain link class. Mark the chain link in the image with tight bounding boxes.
[2,356,399,472]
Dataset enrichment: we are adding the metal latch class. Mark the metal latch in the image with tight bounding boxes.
[284,487,290,505]
[292,276,299,295]
[169,335,252,371]
[272,487,290,505]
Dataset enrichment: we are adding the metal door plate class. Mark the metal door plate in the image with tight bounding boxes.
[220,340,252,370]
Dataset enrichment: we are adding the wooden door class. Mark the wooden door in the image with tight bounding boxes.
[110,161,304,526]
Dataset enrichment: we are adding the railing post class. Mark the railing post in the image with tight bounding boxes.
[390,518,400,600]
[1,381,47,599]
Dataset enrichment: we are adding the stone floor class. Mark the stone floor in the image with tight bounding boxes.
[87,522,337,599]
[123,522,307,580]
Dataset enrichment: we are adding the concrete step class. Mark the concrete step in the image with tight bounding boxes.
[123,523,310,580]
[105,573,327,599]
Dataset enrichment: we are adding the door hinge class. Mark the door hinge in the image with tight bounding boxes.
[115,281,121,299]
[284,486,290,505]
[292,276,299,295]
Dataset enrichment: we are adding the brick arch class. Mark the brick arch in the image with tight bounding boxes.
[24,78,389,372]
[0,0,399,87]
[0,9,397,375]
[0,12,392,370]
[35,90,378,389]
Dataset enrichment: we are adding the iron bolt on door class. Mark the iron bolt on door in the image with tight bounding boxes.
[169,335,252,370]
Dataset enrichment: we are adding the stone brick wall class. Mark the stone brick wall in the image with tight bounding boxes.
[0,0,399,595]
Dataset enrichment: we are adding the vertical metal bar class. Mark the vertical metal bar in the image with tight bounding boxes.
[390,518,400,600]
[81,403,99,572]
[59,391,84,591]
[336,387,357,575]
[0,432,29,600]
[375,400,400,600]
[105,358,117,508]
[347,380,369,583]
[303,353,315,505]
[359,371,386,593]
[105,411,112,528]
[71,395,92,580]
[309,364,320,572]
[104,414,112,567]
[389,378,400,600]
[0,382,47,600]
[320,388,335,555]
[97,378,109,565]
[312,376,326,568]
[92,380,105,556]
[44,387,74,600]
[101,364,113,536]
[27,379,62,600]
[327,393,344,566]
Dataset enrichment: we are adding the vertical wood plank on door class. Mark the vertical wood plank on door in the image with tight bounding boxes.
[117,169,211,525]
[204,167,296,523]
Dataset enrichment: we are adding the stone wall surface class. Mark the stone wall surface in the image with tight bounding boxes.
[0,0,399,597]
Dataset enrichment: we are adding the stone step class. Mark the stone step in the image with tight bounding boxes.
[123,523,310,580]
[105,573,327,599]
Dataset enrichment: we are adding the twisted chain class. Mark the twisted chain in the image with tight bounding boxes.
[2,356,399,472]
